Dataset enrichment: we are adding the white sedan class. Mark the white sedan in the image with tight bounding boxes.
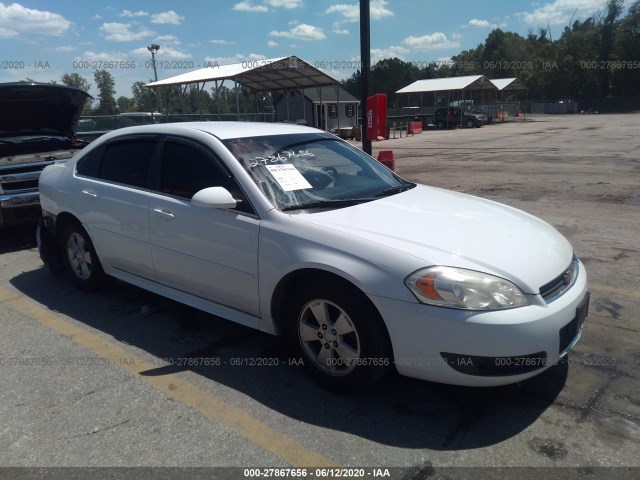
[37,122,589,393]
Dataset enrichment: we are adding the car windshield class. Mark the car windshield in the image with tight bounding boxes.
[223,133,413,211]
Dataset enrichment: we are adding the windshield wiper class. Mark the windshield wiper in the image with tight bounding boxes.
[373,183,416,198]
[281,198,376,211]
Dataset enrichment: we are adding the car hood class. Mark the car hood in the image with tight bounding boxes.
[293,185,573,294]
[0,82,91,139]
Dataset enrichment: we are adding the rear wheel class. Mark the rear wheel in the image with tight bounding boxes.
[285,282,391,393]
[465,119,475,128]
[37,218,65,274]
[435,120,445,129]
[60,221,105,290]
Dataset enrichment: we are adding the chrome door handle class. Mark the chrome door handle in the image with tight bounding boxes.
[81,190,97,198]
[153,208,175,219]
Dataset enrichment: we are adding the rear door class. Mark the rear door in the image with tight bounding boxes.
[73,136,158,279]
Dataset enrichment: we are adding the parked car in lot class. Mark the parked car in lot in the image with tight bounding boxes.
[0,82,90,227]
[37,122,589,393]
[116,112,164,127]
[434,107,487,129]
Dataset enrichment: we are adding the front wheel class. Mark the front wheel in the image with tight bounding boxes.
[435,120,445,129]
[285,282,391,393]
[60,222,105,290]
[465,119,475,128]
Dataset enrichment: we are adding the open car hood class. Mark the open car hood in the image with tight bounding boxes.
[0,82,91,139]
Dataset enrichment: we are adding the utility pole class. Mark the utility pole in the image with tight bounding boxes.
[359,0,372,155]
[147,44,160,114]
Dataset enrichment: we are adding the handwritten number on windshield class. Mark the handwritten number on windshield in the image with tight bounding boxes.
[249,150,315,168]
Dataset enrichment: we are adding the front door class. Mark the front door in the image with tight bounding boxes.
[148,137,261,319]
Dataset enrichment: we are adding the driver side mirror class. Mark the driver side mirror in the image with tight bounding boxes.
[191,187,238,209]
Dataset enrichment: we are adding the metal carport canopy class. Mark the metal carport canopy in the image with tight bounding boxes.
[144,55,341,91]
[395,75,497,94]
[491,78,528,91]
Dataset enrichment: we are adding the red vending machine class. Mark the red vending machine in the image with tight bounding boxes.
[366,93,387,140]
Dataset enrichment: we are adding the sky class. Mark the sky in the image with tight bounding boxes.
[0,0,614,99]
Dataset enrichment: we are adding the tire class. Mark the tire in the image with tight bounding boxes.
[465,119,475,128]
[37,218,65,274]
[60,221,105,291]
[435,120,445,130]
[285,282,391,393]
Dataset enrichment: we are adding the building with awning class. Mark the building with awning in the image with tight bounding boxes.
[397,75,497,95]
[491,78,529,118]
[273,86,359,133]
[396,75,497,108]
[395,75,531,124]
[490,77,528,94]
[145,55,347,125]
[395,75,498,126]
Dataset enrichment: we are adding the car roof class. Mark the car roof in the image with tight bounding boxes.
[101,121,328,140]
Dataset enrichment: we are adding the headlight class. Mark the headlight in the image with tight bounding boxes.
[405,266,530,310]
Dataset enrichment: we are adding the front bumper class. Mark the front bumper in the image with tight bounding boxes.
[370,260,589,386]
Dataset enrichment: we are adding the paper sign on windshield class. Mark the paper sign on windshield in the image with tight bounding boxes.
[265,164,312,192]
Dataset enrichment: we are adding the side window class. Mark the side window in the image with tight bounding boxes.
[100,141,156,188]
[161,141,229,199]
[75,146,103,178]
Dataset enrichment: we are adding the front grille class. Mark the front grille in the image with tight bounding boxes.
[540,255,579,302]
[0,163,50,176]
[2,179,39,192]
[0,160,54,194]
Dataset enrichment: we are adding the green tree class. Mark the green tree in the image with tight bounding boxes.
[598,0,624,96]
[210,87,230,114]
[131,81,156,112]
[613,0,640,95]
[342,69,361,99]
[93,69,116,114]
[116,96,135,112]
[371,58,421,108]
[61,73,91,92]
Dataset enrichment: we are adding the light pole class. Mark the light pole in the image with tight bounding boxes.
[147,43,160,81]
[359,1,372,155]
[147,44,160,114]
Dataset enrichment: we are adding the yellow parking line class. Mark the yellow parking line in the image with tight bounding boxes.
[589,284,640,299]
[0,285,338,467]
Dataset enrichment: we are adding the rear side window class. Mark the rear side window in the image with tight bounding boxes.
[100,141,156,188]
[75,146,103,178]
